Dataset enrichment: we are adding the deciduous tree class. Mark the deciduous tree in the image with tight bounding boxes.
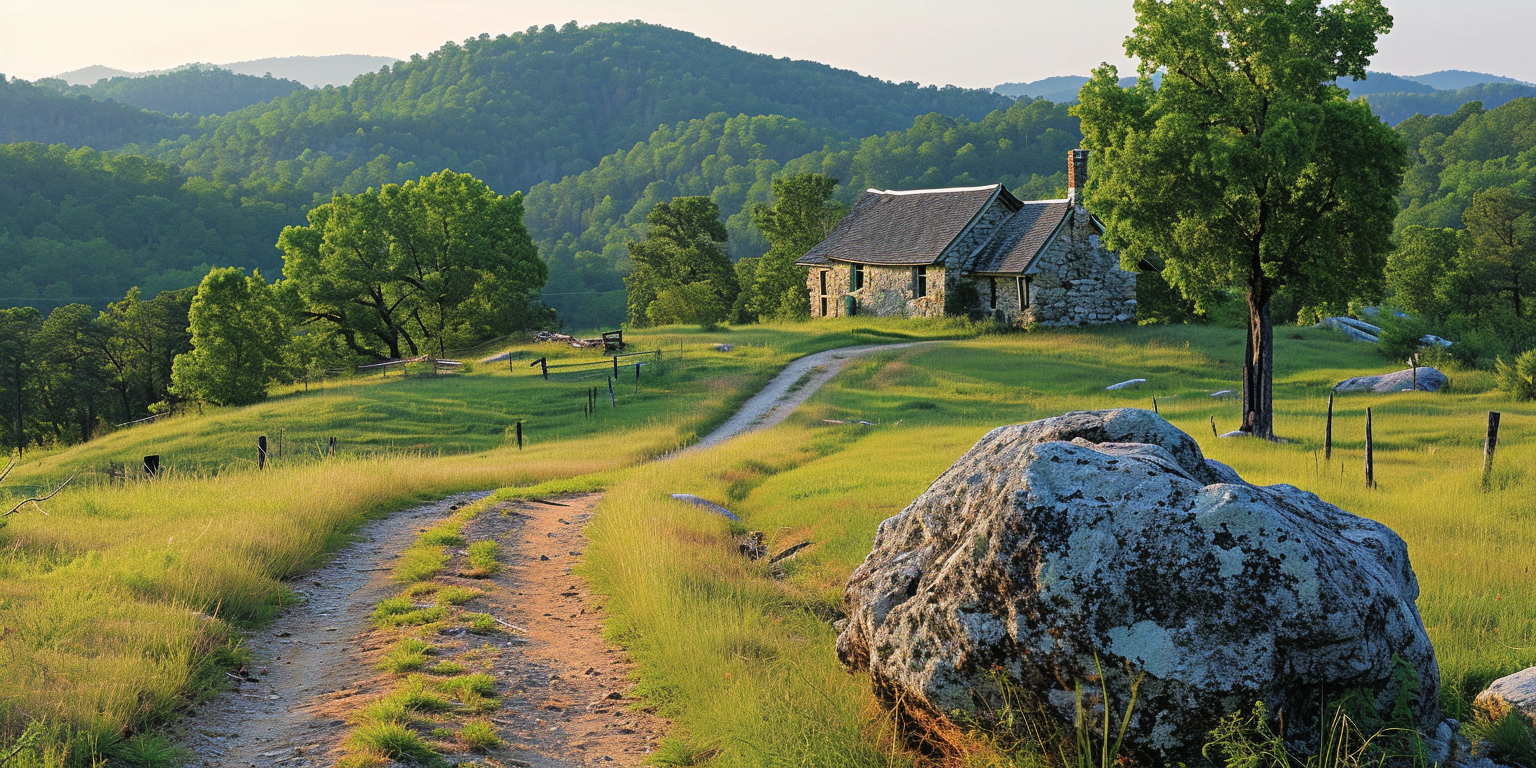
[740,173,846,322]
[1074,0,1405,437]
[171,268,289,406]
[624,197,738,327]
[279,170,549,360]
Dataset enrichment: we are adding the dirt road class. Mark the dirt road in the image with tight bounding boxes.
[171,341,932,765]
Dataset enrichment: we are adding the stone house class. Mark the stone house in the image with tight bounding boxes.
[796,150,1138,326]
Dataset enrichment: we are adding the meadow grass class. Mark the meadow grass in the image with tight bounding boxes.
[0,317,974,762]
[582,324,1536,766]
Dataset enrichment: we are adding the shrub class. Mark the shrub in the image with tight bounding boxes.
[1495,349,1536,401]
[461,612,497,632]
[1467,710,1536,768]
[392,545,450,583]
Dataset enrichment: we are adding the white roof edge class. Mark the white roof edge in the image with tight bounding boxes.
[1023,198,1070,204]
[867,184,1001,196]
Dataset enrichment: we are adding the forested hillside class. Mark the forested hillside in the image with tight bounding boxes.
[0,143,292,310]
[1396,98,1536,231]
[38,68,308,116]
[0,76,191,148]
[1366,82,1536,126]
[152,21,1009,209]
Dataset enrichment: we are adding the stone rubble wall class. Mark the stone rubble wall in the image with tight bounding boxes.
[805,263,945,319]
[1024,205,1138,326]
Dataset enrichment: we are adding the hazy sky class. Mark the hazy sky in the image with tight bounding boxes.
[2,0,1533,87]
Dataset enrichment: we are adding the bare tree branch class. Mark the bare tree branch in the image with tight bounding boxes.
[0,457,15,487]
[3,472,77,517]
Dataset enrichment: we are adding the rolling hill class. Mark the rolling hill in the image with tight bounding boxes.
[37,67,308,116]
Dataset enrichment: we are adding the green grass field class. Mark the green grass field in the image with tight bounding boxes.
[0,319,973,764]
[581,325,1535,766]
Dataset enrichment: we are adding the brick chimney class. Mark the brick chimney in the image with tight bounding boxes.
[1067,148,1089,204]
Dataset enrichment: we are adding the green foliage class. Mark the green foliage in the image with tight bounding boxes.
[36,67,306,117]
[1367,83,1536,129]
[456,719,501,751]
[738,174,845,322]
[1466,710,1536,768]
[435,673,496,699]
[346,721,439,763]
[153,22,1007,211]
[1395,98,1536,234]
[371,598,447,628]
[435,587,481,605]
[280,170,550,360]
[1495,349,1536,401]
[0,143,292,308]
[625,198,738,327]
[463,541,500,578]
[1387,226,1463,316]
[109,733,188,768]
[1376,315,1431,364]
[378,638,434,674]
[0,76,189,149]
[1074,0,1404,435]
[170,267,289,406]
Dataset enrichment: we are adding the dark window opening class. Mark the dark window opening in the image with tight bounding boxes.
[852,263,864,291]
[1018,276,1030,309]
[914,266,928,298]
[988,277,997,309]
[820,296,828,316]
[819,270,828,296]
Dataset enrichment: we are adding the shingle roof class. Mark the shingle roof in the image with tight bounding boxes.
[971,201,1072,274]
[795,185,1004,267]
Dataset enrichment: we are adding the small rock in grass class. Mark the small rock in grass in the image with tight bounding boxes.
[1334,367,1449,394]
[539,554,550,561]
[1475,667,1536,726]
[1105,378,1146,390]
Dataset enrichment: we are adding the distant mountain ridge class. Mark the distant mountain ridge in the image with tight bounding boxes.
[37,68,307,116]
[54,54,399,89]
[994,69,1535,124]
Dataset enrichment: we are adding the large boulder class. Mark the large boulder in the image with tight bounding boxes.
[1335,367,1449,393]
[837,409,1439,760]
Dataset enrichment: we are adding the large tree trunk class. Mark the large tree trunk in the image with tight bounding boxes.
[1242,285,1275,439]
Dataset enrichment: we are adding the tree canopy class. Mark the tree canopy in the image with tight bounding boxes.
[1075,0,1405,437]
[278,170,549,360]
[624,197,738,327]
[736,174,846,322]
[170,268,288,406]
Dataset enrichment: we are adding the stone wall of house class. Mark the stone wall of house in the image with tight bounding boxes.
[1024,205,1138,326]
[944,198,1014,271]
[805,263,946,318]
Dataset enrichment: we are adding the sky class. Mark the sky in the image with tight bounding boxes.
[2,0,1533,87]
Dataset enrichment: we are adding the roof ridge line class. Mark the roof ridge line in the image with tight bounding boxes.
[868,184,1001,196]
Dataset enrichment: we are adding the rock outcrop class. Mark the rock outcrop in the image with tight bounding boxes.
[1475,668,1536,726]
[1334,367,1449,393]
[837,409,1439,760]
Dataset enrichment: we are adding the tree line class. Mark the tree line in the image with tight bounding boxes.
[0,170,547,453]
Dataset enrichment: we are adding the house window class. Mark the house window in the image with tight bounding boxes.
[913,266,928,298]
[1018,276,1030,309]
[820,297,829,316]
[988,277,997,310]
[819,270,828,296]
[852,263,864,291]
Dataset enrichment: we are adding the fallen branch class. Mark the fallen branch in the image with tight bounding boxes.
[490,616,528,633]
[0,457,15,487]
[527,497,570,507]
[3,472,77,517]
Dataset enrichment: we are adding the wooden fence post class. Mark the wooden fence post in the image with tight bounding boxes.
[1210,417,1217,439]
[327,437,337,457]
[1483,411,1502,489]
[1152,397,1159,415]
[1325,393,1334,461]
[608,376,615,408]
[516,421,523,450]
[613,356,619,377]
[1365,407,1375,489]
[258,435,268,470]
[530,357,547,380]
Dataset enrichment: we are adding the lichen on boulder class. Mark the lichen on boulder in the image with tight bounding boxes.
[837,408,1439,760]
